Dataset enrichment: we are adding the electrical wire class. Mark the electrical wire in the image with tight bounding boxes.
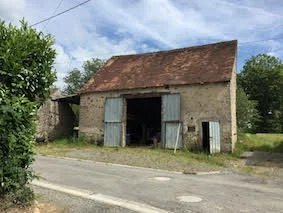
[43,0,64,29]
[31,0,91,27]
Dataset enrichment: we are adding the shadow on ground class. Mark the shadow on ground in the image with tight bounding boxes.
[242,151,283,168]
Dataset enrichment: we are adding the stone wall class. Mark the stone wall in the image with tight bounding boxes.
[230,62,237,150]
[79,80,236,152]
[36,99,75,142]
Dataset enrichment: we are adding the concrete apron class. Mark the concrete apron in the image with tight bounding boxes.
[32,179,169,213]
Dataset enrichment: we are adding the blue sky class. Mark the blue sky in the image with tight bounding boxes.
[1,0,283,88]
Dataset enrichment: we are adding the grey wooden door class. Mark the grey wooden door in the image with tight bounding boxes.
[209,121,220,153]
[104,97,123,147]
[162,94,182,148]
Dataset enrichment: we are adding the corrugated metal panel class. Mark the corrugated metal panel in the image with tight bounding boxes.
[105,97,123,122]
[162,94,180,121]
[104,123,122,147]
[209,121,220,153]
[165,123,182,149]
[162,94,182,148]
[104,97,123,147]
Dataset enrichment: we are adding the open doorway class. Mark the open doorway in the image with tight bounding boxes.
[202,122,210,152]
[202,121,221,153]
[126,97,161,146]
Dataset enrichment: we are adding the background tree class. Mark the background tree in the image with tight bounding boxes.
[63,58,104,95]
[238,54,283,133]
[0,20,56,207]
[63,68,82,95]
[236,86,260,132]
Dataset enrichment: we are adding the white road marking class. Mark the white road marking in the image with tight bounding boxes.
[32,179,169,213]
[153,177,171,181]
[177,195,202,203]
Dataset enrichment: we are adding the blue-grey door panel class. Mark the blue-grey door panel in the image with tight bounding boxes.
[165,122,182,149]
[162,94,182,148]
[209,121,220,153]
[162,94,180,121]
[104,97,123,147]
[104,122,122,147]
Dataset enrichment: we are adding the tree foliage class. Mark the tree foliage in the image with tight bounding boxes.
[236,86,260,132]
[63,58,104,95]
[0,21,56,103]
[63,68,82,95]
[238,54,283,133]
[0,20,56,207]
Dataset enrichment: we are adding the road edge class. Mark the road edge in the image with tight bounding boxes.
[37,154,222,175]
[32,179,169,213]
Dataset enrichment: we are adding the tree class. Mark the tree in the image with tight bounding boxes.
[63,58,104,95]
[0,20,56,207]
[63,68,82,95]
[238,54,283,133]
[236,86,260,132]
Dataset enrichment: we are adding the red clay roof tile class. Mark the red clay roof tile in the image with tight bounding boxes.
[80,40,237,93]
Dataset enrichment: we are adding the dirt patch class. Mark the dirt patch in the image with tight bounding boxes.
[241,151,283,168]
[3,200,63,213]
[237,151,283,180]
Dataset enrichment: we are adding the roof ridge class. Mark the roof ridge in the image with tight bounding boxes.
[111,40,237,58]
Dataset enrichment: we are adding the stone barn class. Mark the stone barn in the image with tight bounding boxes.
[36,90,79,142]
[79,40,237,153]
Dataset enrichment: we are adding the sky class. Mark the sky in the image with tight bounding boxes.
[1,0,283,88]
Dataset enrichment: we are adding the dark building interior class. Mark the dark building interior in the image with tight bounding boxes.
[126,97,161,146]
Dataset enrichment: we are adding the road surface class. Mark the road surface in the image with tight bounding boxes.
[33,155,283,213]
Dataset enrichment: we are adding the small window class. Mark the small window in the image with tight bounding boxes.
[188,126,195,132]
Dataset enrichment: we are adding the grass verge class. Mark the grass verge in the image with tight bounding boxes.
[36,138,238,172]
[235,133,283,155]
[35,133,283,174]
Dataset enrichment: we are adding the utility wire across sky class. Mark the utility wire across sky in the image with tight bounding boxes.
[30,0,283,65]
[31,0,283,46]
[31,0,91,27]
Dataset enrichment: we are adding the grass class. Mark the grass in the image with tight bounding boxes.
[235,133,283,155]
[35,133,283,173]
[36,137,237,172]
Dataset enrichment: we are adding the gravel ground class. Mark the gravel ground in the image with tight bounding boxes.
[32,185,134,213]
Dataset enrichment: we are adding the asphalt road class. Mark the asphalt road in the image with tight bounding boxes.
[33,185,134,213]
[33,155,283,213]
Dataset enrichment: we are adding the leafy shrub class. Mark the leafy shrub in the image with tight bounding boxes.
[0,20,56,206]
[0,90,36,204]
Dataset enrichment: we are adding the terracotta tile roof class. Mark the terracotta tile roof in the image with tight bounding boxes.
[80,40,237,93]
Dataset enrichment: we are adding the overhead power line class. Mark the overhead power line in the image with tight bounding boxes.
[43,0,64,29]
[31,0,91,27]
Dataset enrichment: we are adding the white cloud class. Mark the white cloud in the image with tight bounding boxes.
[53,44,72,88]
[1,0,283,88]
[0,0,25,23]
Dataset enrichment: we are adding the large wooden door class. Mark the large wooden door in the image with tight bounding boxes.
[162,94,182,148]
[104,97,123,146]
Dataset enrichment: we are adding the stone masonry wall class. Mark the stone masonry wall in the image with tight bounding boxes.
[79,81,235,152]
[36,100,75,142]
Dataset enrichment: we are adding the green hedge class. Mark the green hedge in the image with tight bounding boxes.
[0,90,36,204]
[0,20,56,207]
